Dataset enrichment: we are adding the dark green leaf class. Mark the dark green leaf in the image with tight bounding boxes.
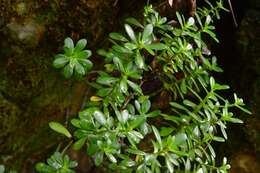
[77,50,92,59]
[129,116,146,129]
[120,77,128,93]
[35,163,54,173]
[213,136,225,142]
[125,42,138,50]
[127,80,142,94]
[112,45,133,54]
[160,127,174,137]
[93,110,106,125]
[0,165,4,173]
[142,24,153,41]
[74,39,87,52]
[152,126,162,147]
[180,80,187,94]
[143,45,155,55]
[125,24,136,42]
[174,133,187,146]
[53,55,69,68]
[96,76,118,85]
[64,37,74,49]
[72,137,87,150]
[125,17,143,28]
[228,117,243,124]
[78,59,93,70]
[135,51,144,69]
[95,152,104,166]
[145,43,167,50]
[75,61,85,75]
[87,141,98,156]
[49,122,72,138]
[128,71,142,79]
[97,88,112,97]
[106,153,117,163]
[141,99,151,114]
[71,119,81,128]
[109,32,128,42]
[183,100,196,107]
[63,64,73,78]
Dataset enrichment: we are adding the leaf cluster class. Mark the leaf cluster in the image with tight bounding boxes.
[38,1,251,173]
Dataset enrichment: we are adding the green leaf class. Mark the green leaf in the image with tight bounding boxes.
[166,158,174,173]
[53,55,69,68]
[70,119,81,128]
[113,57,125,72]
[160,127,174,137]
[35,163,53,173]
[128,71,142,79]
[95,152,104,166]
[109,32,128,42]
[142,24,153,41]
[120,110,129,123]
[97,88,112,97]
[69,161,78,168]
[141,99,151,114]
[127,80,142,94]
[125,24,136,42]
[106,153,117,163]
[74,39,87,52]
[235,105,252,115]
[228,117,243,124]
[180,80,187,94]
[176,12,183,28]
[77,50,92,59]
[120,77,128,93]
[127,148,145,155]
[152,126,162,147]
[135,51,144,69]
[129,116,146,129]
[78,59,93,70]
[112,45,133,54]
[96,76,118,85]
[0,165,5,173]
[183,100,196,107]
[75,61,85,75]
[125,17,143,28]
[125,42,138,50]
[87,141,98,156]
[93,110,106,125]
[64,47,73,56]
[127,131,143,143]
[49,122,72,138]
[170,102,189,112]
[143,45,155,55]
[213,136,225,142]
[64,37,74,49]
[72,137,87,150]
[63,64,73,78]
[213,84,229,90]
[120,159,136,167]
[174,133,187,146]
[145,43,167,50]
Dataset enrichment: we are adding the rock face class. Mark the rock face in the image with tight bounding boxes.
[227,5,260,173]
[0,0,121,171]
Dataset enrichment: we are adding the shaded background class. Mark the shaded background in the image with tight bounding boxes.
[0,0,259,172]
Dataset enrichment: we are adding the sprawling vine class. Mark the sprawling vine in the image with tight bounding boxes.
[35,1,251,173]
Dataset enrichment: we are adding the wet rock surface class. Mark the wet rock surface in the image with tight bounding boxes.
[214,2,260,173]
